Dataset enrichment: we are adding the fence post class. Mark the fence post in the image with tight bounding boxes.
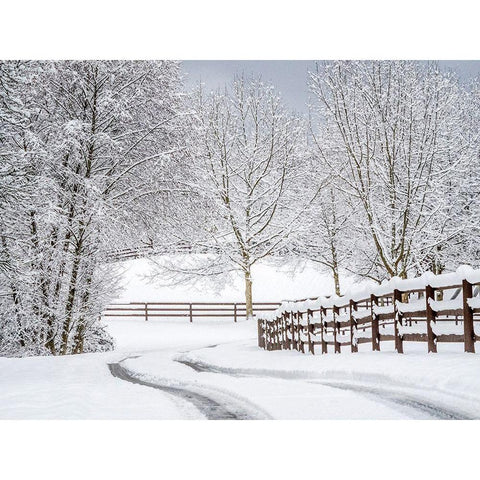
[279,316,283,350]
[272,317,275,349]
[278,316,282,350]
[145,303,148,322]
[298,312,304,353]
[291,311,297,350]
[393,289,404,354]
[264,321,269,350]
[462,279,475,353]
[349,300,358,353]
[370,294,380,351]
[284,312,290,349]
[269,320,273,351]
[271,318,275,350]
[425,285,437,353]
[264,321,268,350]
[320,307,327,354]
[307,309,314,354]
[234,303,237,323]
[189,303,193,323]
[275,316,279,350]
[298,312,302,352]
[275,318,278,350]
[333,306,341,353]
[257,319,264,348]
[293,311,298,351]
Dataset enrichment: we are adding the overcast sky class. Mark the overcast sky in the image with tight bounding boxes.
[182,60,480,113]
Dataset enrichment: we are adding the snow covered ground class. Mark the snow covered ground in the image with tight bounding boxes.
[112,256,364,302]
[115,319,480,420]
[2,315,480,419]
[1,257,480,420]
[0,319,253,419]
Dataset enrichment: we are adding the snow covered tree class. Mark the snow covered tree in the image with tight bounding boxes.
[289,124,353,295]
[431,75,480,272]
[0,60,183,356]
[156,77,309,318]
[0,61,46,353]
[295,184,354,295]
[309,61,468,282]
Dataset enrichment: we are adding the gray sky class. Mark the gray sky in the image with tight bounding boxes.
[182,60,480,113]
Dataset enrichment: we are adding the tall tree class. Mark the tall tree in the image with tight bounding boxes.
[309,61,466,281]
[156,77,309,318]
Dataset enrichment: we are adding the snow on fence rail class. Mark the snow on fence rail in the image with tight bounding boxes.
[257,266,480,354]
[103,301,280,323]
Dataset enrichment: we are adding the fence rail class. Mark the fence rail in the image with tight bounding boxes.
[103,301,280,322]
[258,269,480,354]
[105,242,194,262]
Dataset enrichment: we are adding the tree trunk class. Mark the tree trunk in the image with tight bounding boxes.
[60,239,83,355]
[73,271,93,354]
[0,229,25,348]
[244,269,253,320]
[72,322,85,355]
[333,270,341,296]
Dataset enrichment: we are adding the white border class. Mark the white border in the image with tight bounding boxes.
[1,1,479,59]
[1,420,478,479]
[1,2,478,478]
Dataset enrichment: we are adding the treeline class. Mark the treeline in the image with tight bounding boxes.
[155,61,479,311]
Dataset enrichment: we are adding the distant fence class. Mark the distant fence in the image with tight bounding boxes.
[106,242,303,263]
[105,242,194,262]
[103,301,281,322]
[258,268,480,354]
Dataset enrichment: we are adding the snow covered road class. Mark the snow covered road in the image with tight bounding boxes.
[117,343,480,420]
[108,356,269,419]
[174,357,471,419]
[2,318,480,419]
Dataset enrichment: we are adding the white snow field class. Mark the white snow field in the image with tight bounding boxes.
[113,256,361,302]
[1,258,480,420]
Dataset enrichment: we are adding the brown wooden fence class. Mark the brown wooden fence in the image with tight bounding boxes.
[103,301,280,322]
[258,275,480,354]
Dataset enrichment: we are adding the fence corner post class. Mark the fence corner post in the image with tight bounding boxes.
[144,303,148,322]
[257,318,265,349]
[189,303,193,323]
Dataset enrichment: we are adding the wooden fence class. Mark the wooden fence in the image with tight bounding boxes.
[258,272,480,354]
[103,301,280,322]
[105,242,194,262]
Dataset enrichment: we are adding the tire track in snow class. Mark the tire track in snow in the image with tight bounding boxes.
[108,360,267,420]
[175,358,474,420]
[307,380,472,420]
